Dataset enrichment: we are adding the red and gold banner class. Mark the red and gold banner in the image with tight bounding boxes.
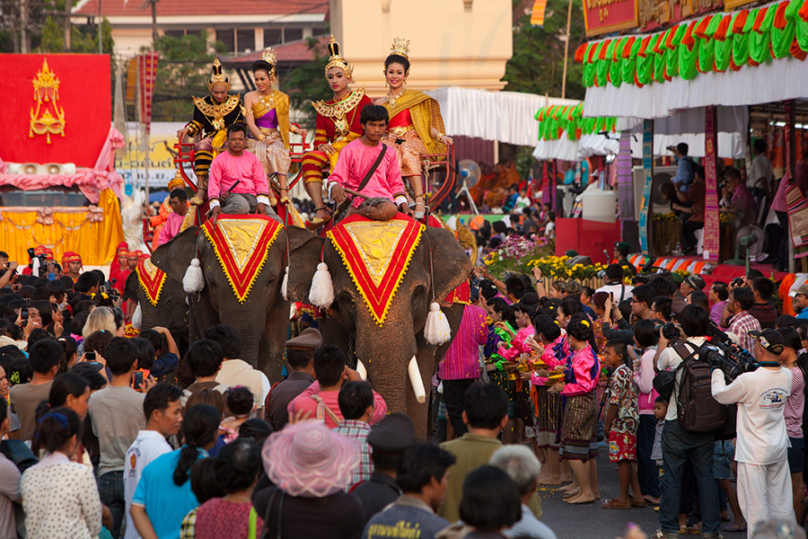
[702,106,720,262]
[1,54,110,167]
[582,0,639,36]
[136,257,167,306]
[328,214,424,326]
[138,52,159,135]
[202,215,283,303]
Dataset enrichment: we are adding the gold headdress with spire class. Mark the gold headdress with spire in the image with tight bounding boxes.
[207,58,230,91]
[261,47,277,66]
[389,37,410,59]
[324,35,353,78]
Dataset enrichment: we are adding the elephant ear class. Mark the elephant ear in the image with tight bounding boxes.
[286,227,325,304]
[151,226,200,284]
[424,226,473,303]
[122,270,139,303]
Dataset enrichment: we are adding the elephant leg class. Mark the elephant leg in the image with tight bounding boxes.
[190,292,218,342]
[259,298,291,384]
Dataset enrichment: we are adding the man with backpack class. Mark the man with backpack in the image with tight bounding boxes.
[712,329,794,534]
[655,305,722,539]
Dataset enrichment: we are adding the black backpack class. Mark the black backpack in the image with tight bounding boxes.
[673,342,727,433]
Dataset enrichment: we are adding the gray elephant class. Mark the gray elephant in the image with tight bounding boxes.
[123,268,189,356]
[151,223,296,381]
[286,225,472,437]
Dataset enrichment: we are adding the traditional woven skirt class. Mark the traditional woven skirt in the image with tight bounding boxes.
[559,392,598,461]
[534,385,561,448]
[246,137,291,177]
[384,129,428,178]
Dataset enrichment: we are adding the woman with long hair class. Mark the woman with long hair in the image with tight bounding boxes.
[33,373,92,464]
[21,407,103,539]
[130,404,221,539]
[375,37,453,220]
[82,307,116,341]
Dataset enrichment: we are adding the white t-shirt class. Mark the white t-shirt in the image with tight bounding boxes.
[657,337,708,422]
[748,154,774,192]
[123,430,172,539]
[596,282,635,304]
[712,367,792,465]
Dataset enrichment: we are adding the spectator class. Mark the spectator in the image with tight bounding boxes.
[438,303,487,437]
[194,439,264,539]
[137,327,180,380]
[795,284,808,320]
[749,277,778,330]
[632,319,661,504]
[265,328,321,431]
[0,398,21,539]
[221,386,255,440]
[178,458,226,539]
[708,282,729,326]
[363,443,454,539]
[490,445,557,539]
[252,421,364,539]
[333,381,375,490]
[748,139,774,199]
[124,383,184,539]
[288,345,386,429]
[87,337,147,538]
[679,275,706,298]
[454,466,521,538]
[21,407,104,539]
[656,305,721,539]
[723,167,757,225]
[674,166,706,255]
[354,413,417,523]
[727,287,762,353]
[614,242,638,276]
[596,264,634,304]
[712,329,793,533]
[10,339,62,441]
[131,404,222,539]
[650,296,673,323]
[602,285,655,345]
[671,143,695,193]
[183,339,228,403]
[779,326,806,521]
[648,276,679,300]
[206,325,268,415]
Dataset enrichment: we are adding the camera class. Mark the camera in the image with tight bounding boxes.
[655,322,680,342]
[731,277,745,287]
[702,327,759,383]
[666,145,677,152]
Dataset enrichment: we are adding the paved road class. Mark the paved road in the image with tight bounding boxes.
[538,449,661,539]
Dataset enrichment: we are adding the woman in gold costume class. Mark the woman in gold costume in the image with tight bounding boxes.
[375,37,453,220]
[243,47,306,205]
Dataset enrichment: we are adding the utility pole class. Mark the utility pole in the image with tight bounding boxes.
[151,0,158,47]
[560,0,574,99]
[20,0,29,53]
[64,0,72,50]
[97,0,102,53]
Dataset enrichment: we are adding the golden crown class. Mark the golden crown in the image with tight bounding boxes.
[389,36,410,59]
[261,47,277,66]
[324,35,353,78]
[207,58,231,91]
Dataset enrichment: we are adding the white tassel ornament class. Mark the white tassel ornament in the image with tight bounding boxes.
[281,266,289,300]
[132,303,142,330]
[424,302,451,345]
[308,262,334,308]
[183,258,205,294]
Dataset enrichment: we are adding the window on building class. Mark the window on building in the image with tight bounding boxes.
[284,28,303,42]
[236,29,255,52]
[217,28,235,52]
[186,30,202,38]
[164,29,185,39]
[312,26,328,36]
[265,28,283,45]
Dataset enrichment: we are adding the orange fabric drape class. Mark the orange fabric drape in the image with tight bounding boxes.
[780,273,797,316]
[0,189,124,265]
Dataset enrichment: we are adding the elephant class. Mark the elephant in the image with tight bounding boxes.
[151,224,296,382]
[286,225,472,438]
[123,269,189,357]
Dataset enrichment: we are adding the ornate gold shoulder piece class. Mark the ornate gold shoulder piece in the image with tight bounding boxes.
[312,88,365,119]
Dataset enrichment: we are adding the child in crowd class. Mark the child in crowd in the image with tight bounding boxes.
[221,386,255,443]
[602,339,645,509]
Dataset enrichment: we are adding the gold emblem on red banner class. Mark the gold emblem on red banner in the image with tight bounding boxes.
[29,59,66,144]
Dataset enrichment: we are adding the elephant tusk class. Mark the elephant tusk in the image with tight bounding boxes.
[356,359,368,381]
[408,356,426,404]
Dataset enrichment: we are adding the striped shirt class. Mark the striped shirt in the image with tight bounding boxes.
[729,311,761,353]
[332,420,372,491]
[438,305,487,380]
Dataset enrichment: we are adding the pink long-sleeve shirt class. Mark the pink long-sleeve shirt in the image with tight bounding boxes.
[562,344,600,396]
[287,380,387,429]
[207,150,270,203]
[329,139,406,208]
[158,211,186,246]
[496,326,535,362]
[531,334,569,386]
[633,348,659,415]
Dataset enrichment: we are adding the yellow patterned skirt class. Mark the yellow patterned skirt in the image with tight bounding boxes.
[383,129,427,178]
[246,130,291,177]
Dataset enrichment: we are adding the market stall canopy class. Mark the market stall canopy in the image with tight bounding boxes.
[577,0,808,119]
[426,87,578,147]
[532,102,620,160]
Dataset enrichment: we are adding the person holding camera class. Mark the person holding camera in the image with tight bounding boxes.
[670,143,695,193]
[655,305,722,539]
[711,329,794,535]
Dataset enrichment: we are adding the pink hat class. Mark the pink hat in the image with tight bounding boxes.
[262,420,359,498]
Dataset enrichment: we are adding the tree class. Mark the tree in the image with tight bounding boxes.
[149,32,226,122]
[503,0,586,100]
[279,36,329,130]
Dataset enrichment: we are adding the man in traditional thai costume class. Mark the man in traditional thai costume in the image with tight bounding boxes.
[243,47,306,207]
[62,252,82,283]
[109,242,129,289]
[148,172,189,251]
[301,36,372,228]
[176,59,246,205]
[329,105,410,221]
[376,37,454,220]
[208,122,281,222]
[158,189,194,246]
